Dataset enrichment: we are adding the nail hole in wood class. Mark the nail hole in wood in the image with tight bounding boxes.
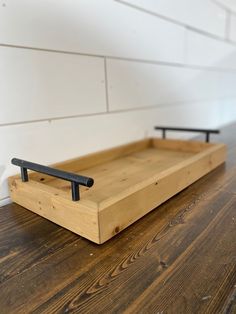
[114,226,120,234]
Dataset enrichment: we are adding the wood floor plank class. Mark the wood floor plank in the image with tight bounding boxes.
[0,203,79,285]
[125,197,236,314]
[34,180,235,314]
[0,166,233,313]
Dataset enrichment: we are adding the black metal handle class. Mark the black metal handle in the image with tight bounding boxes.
[11,158,94,201]
[154,126,220,143]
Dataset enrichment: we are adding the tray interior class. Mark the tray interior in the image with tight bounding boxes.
[30,138,213,206]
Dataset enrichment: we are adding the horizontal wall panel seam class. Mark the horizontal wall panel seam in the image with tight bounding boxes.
[0,96,235,128]
[115,0,229,42]
[0,0,186,64]
[214,0,236,14]
[1,43,236,73]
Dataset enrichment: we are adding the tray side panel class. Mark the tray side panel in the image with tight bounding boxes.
[98,143,226,243]
[8,178,100,243]
[152,138,214,153]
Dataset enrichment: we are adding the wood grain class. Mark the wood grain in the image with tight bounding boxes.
[1,123,235,313]
[8,138,226,243]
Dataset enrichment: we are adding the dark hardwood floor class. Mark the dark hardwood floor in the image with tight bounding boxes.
[0,123,236,313]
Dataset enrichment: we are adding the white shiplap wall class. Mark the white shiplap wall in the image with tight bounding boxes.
[1,0,236,206]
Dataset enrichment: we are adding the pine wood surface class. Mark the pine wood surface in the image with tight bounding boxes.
[8,138,226,243]
[1,124,236,313]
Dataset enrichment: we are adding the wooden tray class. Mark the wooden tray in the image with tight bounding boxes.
[8,133,226,244]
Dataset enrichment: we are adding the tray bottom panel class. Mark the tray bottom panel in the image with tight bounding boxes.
[43,147,195,205]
